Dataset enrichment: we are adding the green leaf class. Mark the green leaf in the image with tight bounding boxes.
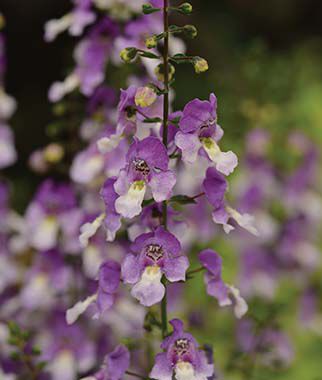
[142,117,162,123]
[169,195,196,205]
[139,51,160,59]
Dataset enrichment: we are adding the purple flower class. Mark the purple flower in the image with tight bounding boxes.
[174,94,237,175]
[203,167,258,235]
[0,124,17,169]
[114,136,176,218]
[97,85,163,153]
[81,345,130,380]
[199,249,248,318]
[150,319,214,380]
[66,260,121,324]
[121,227,188,306]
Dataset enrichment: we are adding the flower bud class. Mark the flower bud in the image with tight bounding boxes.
[120,47,137,63]
[183,25,198,39]
[135,87,157,108]
[179,3,193,14]
[145,36,158,49]
[142,4,160,14]
[193,57,209,73]
[154,63,175,82]
[43,143,64,163]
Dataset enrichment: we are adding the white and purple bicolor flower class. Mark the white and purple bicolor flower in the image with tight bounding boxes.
[121,227,189,307]
[199,249,248,319]
[97,85,162,153]
[174,93,238,175]
[66,260,121,324]
[150,319,214,380]
[113,136,176,219]
[203,167,259,235]
[81,345,130,380]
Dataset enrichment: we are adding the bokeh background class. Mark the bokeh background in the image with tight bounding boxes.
[1,1,322,379]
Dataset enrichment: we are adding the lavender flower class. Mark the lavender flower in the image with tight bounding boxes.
[203,167,258,235]
[66,260,121,324]
[175,94,237,175]
[150,319,214,380]
[114,136,176,218]
[122,227,188,306]
[199,249,248,318]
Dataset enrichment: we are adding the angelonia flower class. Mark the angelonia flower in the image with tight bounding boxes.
[150,319,214,380]
[199,249,248,318]
[121,227,189,306]
[113,136,176,218]
[66,260,121,324]
[175,93,238,175]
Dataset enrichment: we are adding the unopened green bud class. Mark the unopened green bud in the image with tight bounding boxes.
[179,3,193,14]
[120,47,137,63]
[154,63,176,82]
[183,24,198,38]
[145,36,158,49]
[142,4,160,14]
[193,57,209,73]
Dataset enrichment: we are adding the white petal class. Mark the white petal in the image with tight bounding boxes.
[97,134,122,154]
[44,14,73,42]
[131,266,165,307]
[31,216,59,250]
[227,207,259,236]
[79,213,105,248]
[227,285,248,319]
[115,181,146,219]
[174,362,196,380]
[66,294,97,325]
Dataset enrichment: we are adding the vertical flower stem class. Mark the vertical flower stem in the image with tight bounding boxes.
[161,0,169,339]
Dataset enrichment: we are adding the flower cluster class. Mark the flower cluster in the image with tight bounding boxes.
[7,2,320,380]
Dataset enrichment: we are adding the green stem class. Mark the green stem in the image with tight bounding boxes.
[125,370,147,380]
[160,0,169,340]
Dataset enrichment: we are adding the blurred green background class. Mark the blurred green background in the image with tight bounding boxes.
[1,1,322,378]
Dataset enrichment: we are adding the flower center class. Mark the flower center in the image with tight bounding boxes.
[133,158,150,176]
[145,244,164,262]
[174,338,190,356]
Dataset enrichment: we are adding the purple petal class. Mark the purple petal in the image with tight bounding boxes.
[174,131,201,164]
[163,256,189,282]
[98,260,121,294]
[198,249,222,277]
[203,167,227,209]
[149,170,176,202]
[127,136,169,171]
[150,353,172,380]
[155,226,181,256]
[121,254,141,284]
[106,345,130,380]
